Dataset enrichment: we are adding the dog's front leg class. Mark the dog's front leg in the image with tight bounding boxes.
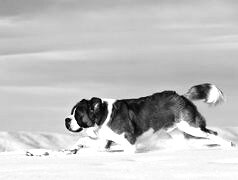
[65,137,113,154]
[61,136,97,154]
[99,127,137,153]
[94,139,112,152]
[70,136,99,149]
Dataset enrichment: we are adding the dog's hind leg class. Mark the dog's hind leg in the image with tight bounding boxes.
[194,111,218,136]
[176,121,234,148]
[200,126,218,135]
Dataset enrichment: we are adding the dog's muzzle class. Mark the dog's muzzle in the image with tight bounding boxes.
[65,117,83,132]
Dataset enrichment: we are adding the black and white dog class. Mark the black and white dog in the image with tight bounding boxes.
[65,83,234,153]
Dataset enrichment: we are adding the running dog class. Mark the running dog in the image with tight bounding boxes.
[65,83,234,153]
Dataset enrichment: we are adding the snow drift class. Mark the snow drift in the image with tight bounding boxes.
[0,127,237,152]
[0,131,79,152]
[0,127,237,180]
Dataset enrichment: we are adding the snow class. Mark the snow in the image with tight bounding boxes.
[0,131,79,151]
[0,127,237,180]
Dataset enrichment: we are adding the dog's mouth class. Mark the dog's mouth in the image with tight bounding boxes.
[66,126,83,133]
[65,118,83,133]
[72,127,83,132]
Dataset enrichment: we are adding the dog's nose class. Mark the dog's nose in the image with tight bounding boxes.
[65,118,71,124]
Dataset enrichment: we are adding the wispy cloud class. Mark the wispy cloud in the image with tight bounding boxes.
[202,34,238,43]
[0,0,238,55]
[0,49,117,61]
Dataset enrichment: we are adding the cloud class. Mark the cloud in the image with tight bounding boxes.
[0,0,163,18]
[202,34,238,43]
[0,0,238,56]
[1,0,237,16]
[0,0,54,17]
[0,49,116,61]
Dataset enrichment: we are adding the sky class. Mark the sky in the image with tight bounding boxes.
[0,0,238,133]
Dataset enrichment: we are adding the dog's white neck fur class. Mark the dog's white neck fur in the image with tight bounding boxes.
[101,98,117,125]
[85,98,116,138]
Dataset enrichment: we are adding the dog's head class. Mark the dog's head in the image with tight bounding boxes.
[65,97,107,133]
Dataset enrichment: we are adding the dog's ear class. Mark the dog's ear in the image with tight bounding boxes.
[71,99,87,115]
[90,97,102,113]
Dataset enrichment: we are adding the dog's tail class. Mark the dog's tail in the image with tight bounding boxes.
[184,83,225,105]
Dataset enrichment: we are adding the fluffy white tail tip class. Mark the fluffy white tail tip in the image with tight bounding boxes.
[206,85,225,105]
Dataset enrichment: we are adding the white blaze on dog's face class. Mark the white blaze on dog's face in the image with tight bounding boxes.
[65,109,82,132]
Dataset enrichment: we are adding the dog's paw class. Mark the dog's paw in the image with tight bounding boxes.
[59,149,79,155]
[60,144,86,155]
[26,149,51,156]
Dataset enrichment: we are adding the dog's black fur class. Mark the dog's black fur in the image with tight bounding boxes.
[107,91,217,144]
